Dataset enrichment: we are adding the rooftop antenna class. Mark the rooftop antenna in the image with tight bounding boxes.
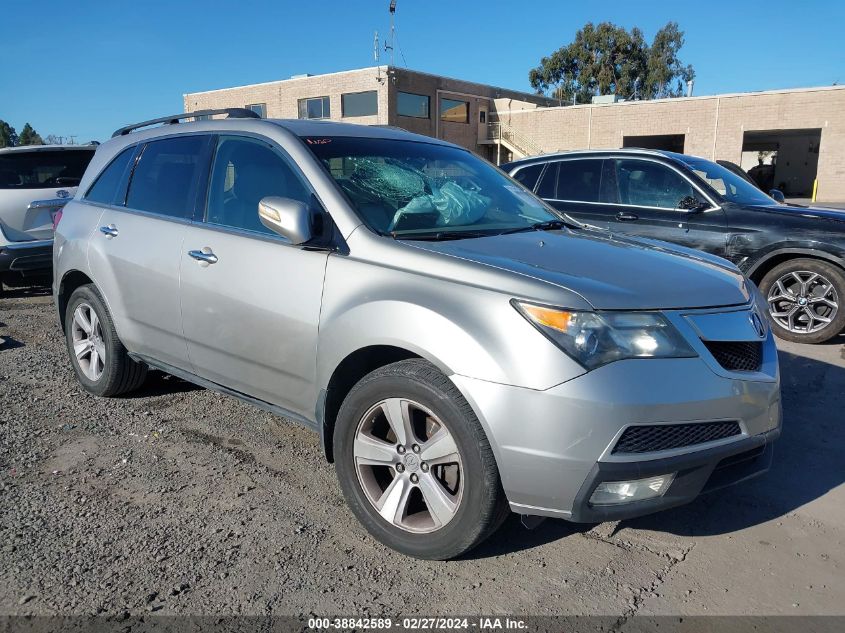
[374,30,384,83]
[385,0,396,67]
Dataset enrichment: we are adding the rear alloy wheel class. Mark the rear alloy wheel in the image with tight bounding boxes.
[64,284,148,396]
[334,359,508,560]
[760,259,845,344]
[71,302,107,382]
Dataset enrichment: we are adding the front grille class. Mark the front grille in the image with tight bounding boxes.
[612,421,742,454]
[703,340,763,372]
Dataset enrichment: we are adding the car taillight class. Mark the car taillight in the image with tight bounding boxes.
[52,208,63,230]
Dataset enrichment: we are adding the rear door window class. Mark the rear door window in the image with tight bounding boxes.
[126,136,209,219]
[556,159,603,202]
[85,146,137,206]
[0,149,94,189]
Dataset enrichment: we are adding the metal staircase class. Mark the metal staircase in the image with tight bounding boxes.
[486,121,543,161]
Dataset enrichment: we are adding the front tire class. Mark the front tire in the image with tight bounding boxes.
[64,284,147,396]
[759,259,845,344]
[334,359,507,560]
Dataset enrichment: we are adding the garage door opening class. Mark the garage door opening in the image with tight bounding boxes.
[622,134,685,153]
[741,129,821,197]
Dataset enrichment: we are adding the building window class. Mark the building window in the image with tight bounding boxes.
[397,92,430,118]
[342,91,378,117]
[440,98,469,123]
[246,103,266,118]
[298,96,330,120]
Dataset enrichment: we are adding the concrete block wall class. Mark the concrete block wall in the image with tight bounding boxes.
[495,86,845,202]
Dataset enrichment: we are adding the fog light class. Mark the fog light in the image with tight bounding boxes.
[589,473,675,506]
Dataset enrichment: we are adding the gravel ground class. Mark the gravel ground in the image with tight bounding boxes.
[1,286,843,618]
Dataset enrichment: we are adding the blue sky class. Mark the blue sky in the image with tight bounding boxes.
[2,0,843,142]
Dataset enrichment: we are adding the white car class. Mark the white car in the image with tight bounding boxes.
[0,144,96,292]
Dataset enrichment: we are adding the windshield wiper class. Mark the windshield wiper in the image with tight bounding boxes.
[498,219,570,235]
[391,230,492,241]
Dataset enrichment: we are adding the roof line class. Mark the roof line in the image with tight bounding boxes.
[495,84,845,115]
[184,66,387,97]
[183,65,550,104]
[391,67,552,103]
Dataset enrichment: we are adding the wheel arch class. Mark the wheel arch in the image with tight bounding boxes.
[318,344,427,462]
[746,249,845,285]
[57,269,95,330]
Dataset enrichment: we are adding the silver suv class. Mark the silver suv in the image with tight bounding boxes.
[54,109,781,559]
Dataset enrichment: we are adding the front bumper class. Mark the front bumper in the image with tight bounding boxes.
[451,332,781,521]
[0,238,53,277]
[568,426,778,522]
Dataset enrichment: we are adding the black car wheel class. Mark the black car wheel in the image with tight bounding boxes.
[759,259,845,344]
[333,359,508,560]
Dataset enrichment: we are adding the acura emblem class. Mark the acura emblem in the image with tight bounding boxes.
[750,311,766,338]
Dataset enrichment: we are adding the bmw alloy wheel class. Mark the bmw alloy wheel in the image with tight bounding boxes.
[767,270,839,334]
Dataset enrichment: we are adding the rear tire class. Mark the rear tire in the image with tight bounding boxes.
[759,259,845,344]
[64,284,147,396]
[334,359,508,560]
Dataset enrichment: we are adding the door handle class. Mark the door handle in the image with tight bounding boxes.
[188,249,219,265]
[99,224,118,238]
[615,212,639,222]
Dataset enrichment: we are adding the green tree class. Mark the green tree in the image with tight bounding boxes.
[18,123,44,146]
[0,120,18,148]
[529,21,695,104]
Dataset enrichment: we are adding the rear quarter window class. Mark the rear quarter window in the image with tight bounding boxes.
[511,163,543,191]
[85,146,137,205]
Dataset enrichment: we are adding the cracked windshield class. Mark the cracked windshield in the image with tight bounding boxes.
[303,136,560,238]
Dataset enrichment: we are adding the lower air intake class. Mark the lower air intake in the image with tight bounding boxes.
[612,421,742,454]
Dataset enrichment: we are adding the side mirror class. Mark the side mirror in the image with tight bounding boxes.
[678,196,707,213]
[769,189,785,204]
[258,196,314,244]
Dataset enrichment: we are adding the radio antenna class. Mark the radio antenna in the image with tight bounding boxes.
[385,0,396,67]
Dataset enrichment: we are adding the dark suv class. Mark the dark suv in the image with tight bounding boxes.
[503,150,845,344]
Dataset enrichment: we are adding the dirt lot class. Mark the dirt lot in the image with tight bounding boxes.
[1,287,843,618]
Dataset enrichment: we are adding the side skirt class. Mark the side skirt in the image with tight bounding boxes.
[128,353,319,432]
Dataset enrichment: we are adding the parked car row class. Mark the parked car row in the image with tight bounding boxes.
[503,150,845,344]
[0,144,96,293]
[49,109,782,559]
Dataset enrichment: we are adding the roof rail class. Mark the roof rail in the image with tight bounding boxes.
[111,108,261,138]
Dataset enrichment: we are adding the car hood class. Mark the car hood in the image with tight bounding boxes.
[745,203,845,223]
[407,229,751,310]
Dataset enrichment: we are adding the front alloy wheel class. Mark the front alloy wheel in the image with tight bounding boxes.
[760,259,845,344]
[354,398,463,533]
[334,359,507,560]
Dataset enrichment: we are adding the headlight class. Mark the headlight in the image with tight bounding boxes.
[513,301,697,370]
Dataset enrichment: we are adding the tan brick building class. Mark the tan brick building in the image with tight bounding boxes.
[494,85,845,202]
[185,69,845,202]
[183,66,552,163]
